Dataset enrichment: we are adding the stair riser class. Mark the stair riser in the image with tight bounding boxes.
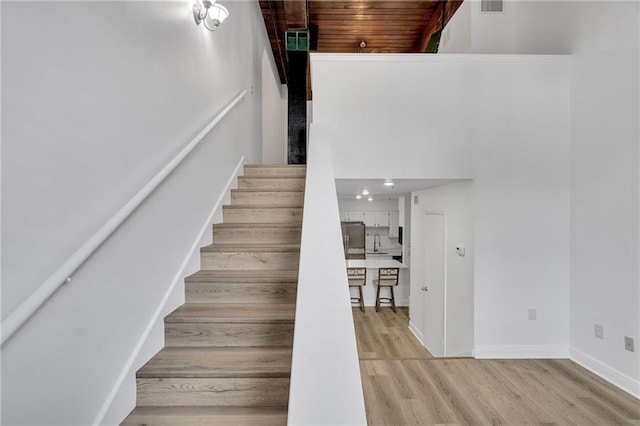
[231,191,304,207]
[187,276,298,284]
[136,378,290,407]
[213,227,301,244]
[201,252,300,270]
[121,409,287,426]
[237,178,305,191]
[165,323,294,347]
[243,166,306,178]
[223,208,303,224]
[186,282,297,303]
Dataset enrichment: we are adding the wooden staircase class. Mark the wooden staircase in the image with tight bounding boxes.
[122,164,305,426]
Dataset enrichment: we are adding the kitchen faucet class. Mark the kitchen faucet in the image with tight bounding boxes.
[374,234,381,252]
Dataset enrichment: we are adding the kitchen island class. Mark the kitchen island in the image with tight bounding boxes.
[346,259,407,269]
[346,259,408,307]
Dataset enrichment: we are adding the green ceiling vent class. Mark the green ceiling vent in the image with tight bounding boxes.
[286,30,309,51]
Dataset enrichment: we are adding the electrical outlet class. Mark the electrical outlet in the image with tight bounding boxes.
[528,308,536,321]
[594,324,604,340]
[625,336,635,352]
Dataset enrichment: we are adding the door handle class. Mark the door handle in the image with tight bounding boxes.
[421,286,428,292]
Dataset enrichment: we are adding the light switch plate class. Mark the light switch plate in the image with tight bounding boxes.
[595,324,604,340]
[625,336,635,352]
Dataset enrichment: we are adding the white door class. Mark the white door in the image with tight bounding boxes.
[422,213,445,357]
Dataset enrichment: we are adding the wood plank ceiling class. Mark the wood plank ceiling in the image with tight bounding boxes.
[259,0,463,98]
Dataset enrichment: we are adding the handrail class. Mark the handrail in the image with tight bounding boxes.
[1,90,248,346]
[287,123,367,425]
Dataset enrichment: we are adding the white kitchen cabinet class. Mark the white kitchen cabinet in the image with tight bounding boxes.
[375,212,391,227]
[341,210,399,229]
[341,211,367,222]
[352,211,367,222]
[363,212,376,227]
[388,211,400,238]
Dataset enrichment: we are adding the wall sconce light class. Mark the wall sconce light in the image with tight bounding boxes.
[193,0,229,31]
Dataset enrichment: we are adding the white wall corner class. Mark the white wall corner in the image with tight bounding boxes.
[570,347,640,400]
[449,349,474,358]
[95,156,245,425]
[409,320,426,347]
[474,345,570,359]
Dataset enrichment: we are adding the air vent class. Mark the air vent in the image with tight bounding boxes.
[481,0,503,12]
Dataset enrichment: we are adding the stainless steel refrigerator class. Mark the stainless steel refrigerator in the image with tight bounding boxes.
[341,221,366,259]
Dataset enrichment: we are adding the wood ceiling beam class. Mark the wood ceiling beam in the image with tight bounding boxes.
[284,0,308,29]
[414,1,445,53]
[259,0,288,84]
[414,0,464,52]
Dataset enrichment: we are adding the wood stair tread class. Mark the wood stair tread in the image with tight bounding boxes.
[122,406,288,426]
[245,164,306,168]
[223,205,303,209]
[201,243,300,252]
[137,347,292,378]
[231,188,304,193]
[213,222,301,229]
[186,270,298,282]
[237,177,305,187]
[166,303,295,323]
[238,176,305,179]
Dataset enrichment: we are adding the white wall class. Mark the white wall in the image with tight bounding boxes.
[312,53,571,357]
[442,0,640,395]
[288,123,367,425]
[566,3,640,395]
[413,181,475,357]
[261,49,286,163]
[442,1,639,56]
[1,1,280,424]
[313,55,475,179]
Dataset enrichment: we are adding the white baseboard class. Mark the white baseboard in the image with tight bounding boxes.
[94,157,245,425]
[570,347,640,399]
[408,320,426,347]
[449,349,473,358]
[474,345,569,359]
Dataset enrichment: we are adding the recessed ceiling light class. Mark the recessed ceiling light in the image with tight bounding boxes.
[362,189,369,195]
[368,196,373,201]
[384,181,394,187]
[356,194,362,199]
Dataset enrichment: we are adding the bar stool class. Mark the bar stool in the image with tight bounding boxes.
[374,267,399,313]
[347,267,366,312]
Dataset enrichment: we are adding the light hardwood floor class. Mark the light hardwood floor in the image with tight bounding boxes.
[353,307,640,425]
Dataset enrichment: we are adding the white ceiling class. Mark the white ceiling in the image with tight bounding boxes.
[335,178,464,201]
